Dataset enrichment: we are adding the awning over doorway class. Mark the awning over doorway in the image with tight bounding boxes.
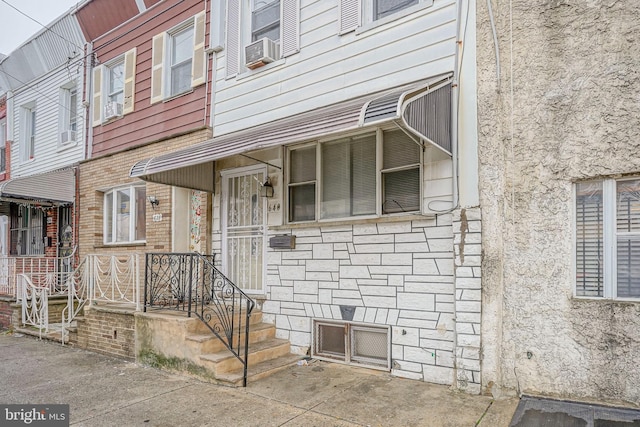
[0,168,75,205]
[130,73,453,191]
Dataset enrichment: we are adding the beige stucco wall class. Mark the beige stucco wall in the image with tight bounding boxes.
[477,0,640,405]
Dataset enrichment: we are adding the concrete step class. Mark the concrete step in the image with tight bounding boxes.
[216,354,302,386]
[199,338,291,375]
[185,322,275,354]
[187,309,263,334]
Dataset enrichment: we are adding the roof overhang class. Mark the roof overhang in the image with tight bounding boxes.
[0,168,76,205]
[130,73,453,191]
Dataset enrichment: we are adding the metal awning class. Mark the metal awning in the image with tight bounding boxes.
[0,168,76,205]
[130,73,453,191]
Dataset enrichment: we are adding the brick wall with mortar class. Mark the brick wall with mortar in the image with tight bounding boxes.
[0,297,13,329]
[77,129,212,355]
[78,128,212,262]
[76,306,136,360]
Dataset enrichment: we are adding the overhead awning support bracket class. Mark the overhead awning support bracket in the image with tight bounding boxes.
[240,153,282,170]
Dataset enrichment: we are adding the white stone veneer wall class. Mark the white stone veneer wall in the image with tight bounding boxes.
[453,207,482,394]
[264,215,463,385]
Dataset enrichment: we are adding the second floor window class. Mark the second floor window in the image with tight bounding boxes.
[0,121,5,172]
[60,84,78,145]
[150,11,206,104]
[373,0,419,20]
[251,0,280,42]
[104,185,146,244]
[21,105,36,162]
[108,60,125,106]
[91,48,137,127]
[169,26,194,97]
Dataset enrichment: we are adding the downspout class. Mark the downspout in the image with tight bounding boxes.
[85,42,94,160]
[451,0,464,212]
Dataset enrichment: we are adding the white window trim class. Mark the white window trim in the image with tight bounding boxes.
[286,127,423,224]
[59,82,78,148]
[0,120,6,173]
[165,20,195,99]
[574,177,640,301]
[103,184,146,245]
[356,0,433,35]
[20,103,36,163]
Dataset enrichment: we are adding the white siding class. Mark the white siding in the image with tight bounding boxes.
[10,61,85,177]
[213,0,457,134]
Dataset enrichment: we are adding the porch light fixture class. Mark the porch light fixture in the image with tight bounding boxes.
[148,195,160,209]
[260,177,274,198]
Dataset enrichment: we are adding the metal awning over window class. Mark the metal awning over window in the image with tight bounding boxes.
[130,73,453,192]
[0,168,75,205]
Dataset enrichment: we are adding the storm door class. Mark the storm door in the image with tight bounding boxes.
[222,166,267,293]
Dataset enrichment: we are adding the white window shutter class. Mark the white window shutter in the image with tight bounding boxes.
[339,0,360,34]
[123,47,137,114]
[92,65,103,127]
[226,0,240,77]
[281,0,299,57]
[150,33,166,104]
[192,11,207,87]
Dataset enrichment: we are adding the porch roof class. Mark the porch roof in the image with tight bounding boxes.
[129,73,453,192]
[0,168,75,205]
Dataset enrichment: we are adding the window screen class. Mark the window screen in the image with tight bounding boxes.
[382,129,420,214]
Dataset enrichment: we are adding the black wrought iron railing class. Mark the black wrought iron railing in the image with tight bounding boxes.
[144,253,256,386]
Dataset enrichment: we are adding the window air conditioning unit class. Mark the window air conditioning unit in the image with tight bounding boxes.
[245,38,280,69]
[104,101,123,120]
[60,130,77,144]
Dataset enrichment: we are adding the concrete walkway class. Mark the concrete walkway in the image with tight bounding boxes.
[0,333,518,426]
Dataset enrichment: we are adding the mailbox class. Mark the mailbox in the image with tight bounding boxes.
[269,235,296,249]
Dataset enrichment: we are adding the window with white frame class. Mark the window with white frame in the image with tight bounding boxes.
[287,128,421,222]
[169,25,194,96]
[0,120,6,172]
[92,48,137,126]
[10,205,45,256]
[339,0,432,33]
[224,0,299,77]
[60,83,78,145]
[104,185,146,244]
[251,0,280,42]
[575,178,640,299]
[150,12,206,104]
[371,0,419,20]
[21,104,36,162]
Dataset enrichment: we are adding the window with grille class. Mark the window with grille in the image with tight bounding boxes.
[313,320,390,370]
[575,178,640,299]
[9,205,45,256]
[287,128,421,223]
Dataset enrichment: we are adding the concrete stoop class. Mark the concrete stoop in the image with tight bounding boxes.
[137,308,301,386]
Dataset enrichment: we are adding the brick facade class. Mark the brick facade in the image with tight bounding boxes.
[76,306,136,360]
[78,128,213,263]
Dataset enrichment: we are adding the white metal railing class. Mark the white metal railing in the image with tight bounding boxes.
[19,274,49,338]
[0,251,76,300]
[10,253,140,344]
[88,254,140,309]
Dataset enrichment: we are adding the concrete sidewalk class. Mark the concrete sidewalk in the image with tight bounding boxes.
[0,333,518,426]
